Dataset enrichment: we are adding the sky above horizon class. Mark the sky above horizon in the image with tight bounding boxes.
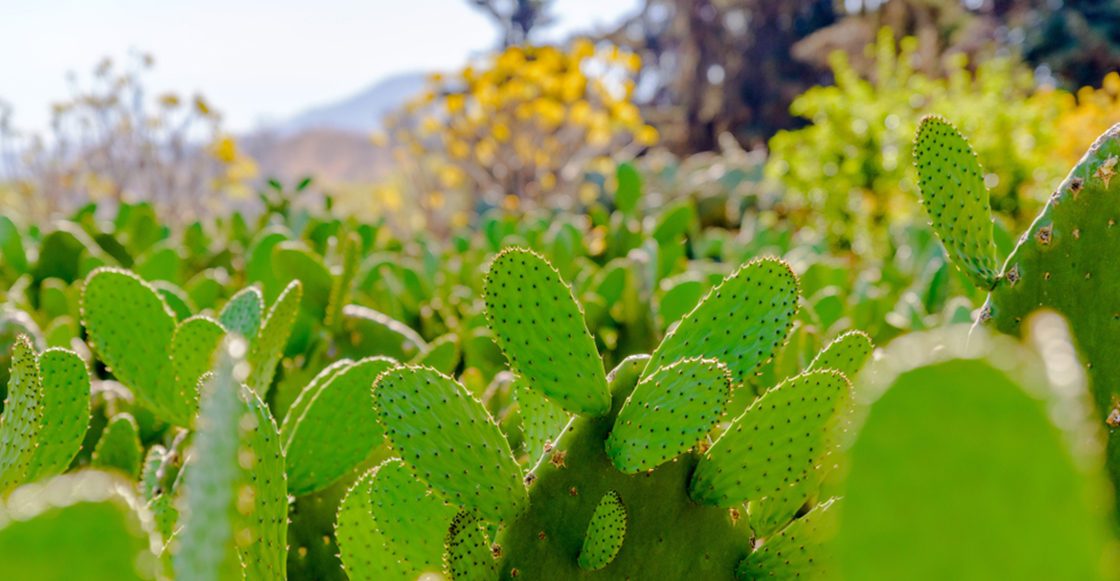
[1,0,642,134]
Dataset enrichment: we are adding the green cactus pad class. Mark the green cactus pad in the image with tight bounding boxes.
[747,469,822,540]
[412,333,461,375]
[140,445,166,502]
[0,471,161,581]
[370,459,459,577]
[92,413,143,478]
[374,366,528,524]
[24,348,90,482]
[577,489,627,571]
[737,497,838,580]
[658,278,705,329]
[805,330,874,380]
[169,316,226,415]
[483,248,610,417]
[273,242,333,318]
[280,359,353,448]
[81,268,180,423]
[218,286,264,339]
[247,279,301,395]
[690,370,851,508]
[838,344,1112,581]
[0,215,28,275]
[606,358,731,474]
[446,510,498,581]
[514,374,568,462]
[0,336,42,493]
[644,258,798,386]
[913,115,1000,290]
[325,232,361,330]
[153,281,195,321]
[340,304,428,362]
[336,467,406,580]
[173,337,248,581]
[138,443,180,538]
[238,388,288,581]
[283,357,397,495]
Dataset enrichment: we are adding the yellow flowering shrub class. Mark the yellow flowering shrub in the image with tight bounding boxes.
[1055,73,1120,166]
[382,40,656,225]
[207,134,259,200]
[766,28,1071,256]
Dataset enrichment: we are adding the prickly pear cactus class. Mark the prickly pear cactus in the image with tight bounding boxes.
[0,335,91,494]
[91,412,143,477]
[913,117,1120,515]
[337,252,872,581]
[81,268,299,426]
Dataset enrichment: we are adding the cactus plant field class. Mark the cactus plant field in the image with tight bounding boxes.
[6,45,1120,578]
[3,119,1120,579]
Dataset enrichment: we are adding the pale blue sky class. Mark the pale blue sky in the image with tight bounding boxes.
[0,0,641,133]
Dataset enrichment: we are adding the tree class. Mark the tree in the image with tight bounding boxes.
[468,0,555,47]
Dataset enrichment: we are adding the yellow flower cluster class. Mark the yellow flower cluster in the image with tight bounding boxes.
[207,135,259,199]
[383,40,656,214]
[1054,73,1120,167]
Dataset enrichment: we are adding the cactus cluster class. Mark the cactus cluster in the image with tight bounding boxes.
[334,248,873,580]
[5,118,1120,580]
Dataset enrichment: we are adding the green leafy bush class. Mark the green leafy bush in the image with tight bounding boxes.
[767,28,1070,256]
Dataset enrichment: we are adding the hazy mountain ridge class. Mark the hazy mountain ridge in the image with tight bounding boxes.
[272,71,427,136]
[245,71,427,184]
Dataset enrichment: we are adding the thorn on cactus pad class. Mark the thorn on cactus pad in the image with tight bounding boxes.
[1035,225,1052,245]
[1108,409,1120,429]
[1094,155,1118,188]
[1006,264,1020,287]
[578,490,627,571]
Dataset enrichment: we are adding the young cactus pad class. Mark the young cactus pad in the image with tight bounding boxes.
[643,258,799,385]
[373,366,528,524]
[484,248,611,417]
[913,115,1001,290]
[0,335,90,494]
[577,489,627,571]
[336,459,458,580]
[689,370,852,508]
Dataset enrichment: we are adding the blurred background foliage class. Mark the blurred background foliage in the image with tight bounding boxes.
[4,0,1120,278]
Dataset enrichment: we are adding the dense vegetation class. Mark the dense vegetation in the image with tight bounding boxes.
[4,19,1120,581]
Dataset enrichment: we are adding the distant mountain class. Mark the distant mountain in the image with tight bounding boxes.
[272,72,427,136]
